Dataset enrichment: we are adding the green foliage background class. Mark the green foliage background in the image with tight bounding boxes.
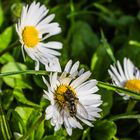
[0,0,140,139]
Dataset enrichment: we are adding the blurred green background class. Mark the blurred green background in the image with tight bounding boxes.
[0,0,140,139]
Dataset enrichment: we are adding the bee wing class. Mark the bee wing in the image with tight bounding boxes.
[76,101,88,119]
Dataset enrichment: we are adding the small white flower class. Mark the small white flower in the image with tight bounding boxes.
[16,1,62,71]
[43,60,102,135]
[108,57,140,100]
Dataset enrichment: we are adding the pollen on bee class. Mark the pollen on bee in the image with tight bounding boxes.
[124,79,140,93]
[22,26,39,48]
[54,85,76,106]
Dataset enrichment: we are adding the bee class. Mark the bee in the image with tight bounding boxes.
[64,88,88,118]
[64,88,78,117]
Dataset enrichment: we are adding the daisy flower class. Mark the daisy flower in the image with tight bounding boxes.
[43,60,102,135]
[108,57,140,100]
[16,1,62,71]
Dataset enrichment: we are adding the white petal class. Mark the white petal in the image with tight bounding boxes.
[79,94,101,101]
[70,61,79,75]
[136,69,140,79]
[45,105,53,120]
[108,70,122,86]
[54,123,61,131]
[42,76,50,88]
[64,113,72,135]
[43,90,53,101]
[66,128,72,136]
[70,71,91,88]
[64,60,72,73]
[78,68,85,76]
[36,14,55,27]
[76,102,88,119]
[80,99,102,106]
[35,60,40,70]
[68,117,83,129]
[76,116,93,127]
[38,44,61,56]
[75,79,98,93]
[123,58,130,80]
[126,58,135,79]
[60,77,72,85]
[45,58,62,72]
[50,72,58,91]
[24,47,36,61]
[45,41,63,49]
[116,60,126,80]
[110,65,123,82]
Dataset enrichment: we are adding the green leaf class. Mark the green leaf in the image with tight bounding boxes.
[40,96,50,110]
[26,111,41,129]
[99,89,113,117]
[0,103,12,140]
[0,26,13,51]
[11,3,23,18]
[137,10,140,21]
[92,120,117,140]
[119,138,135,140]
[98,13,117,26]
[1,62,31,89]
[54,128,68,140]
[70,21,99,63]
[42,135,57,140]
[0,1,4,27]
[0,53,14,64]
[1,89,14,110]
[15,106,34,125]
[70,129,82,140]
[44,120,54,135]
[13,88,40,108]
[117,15,134,26]
[19,114,45,140]
[93,3,113,16]
[34,119,44,140]
[33,75,48,90]
[10,110,26,134]
[90,44,111,80]
[129,40,140,47]
[116,21,140,68]
[26,110,44,140]
[100,30,116,63]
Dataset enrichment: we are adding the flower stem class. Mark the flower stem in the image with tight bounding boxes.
[109,113,140,121]
[0,70,48,77]
[126,99,137,112]
[98,81,140,100]
[82,128,90,140]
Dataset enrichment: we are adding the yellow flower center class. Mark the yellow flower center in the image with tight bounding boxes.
[54,85,76,106]
[125,79,140,93]
[22,26,39,48]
